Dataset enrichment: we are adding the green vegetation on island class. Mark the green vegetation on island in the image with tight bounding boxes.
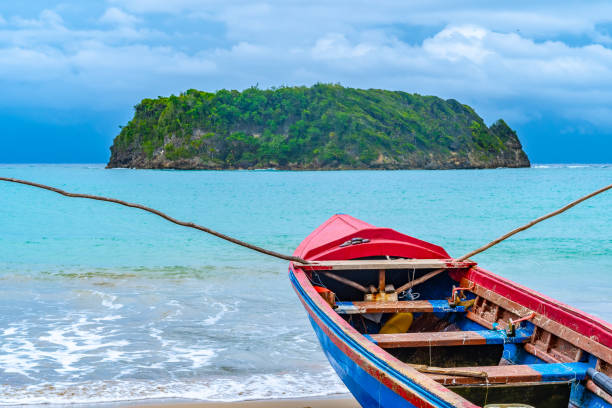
[107,84,530,169]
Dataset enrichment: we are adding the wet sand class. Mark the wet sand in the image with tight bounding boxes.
[124,396,359,408]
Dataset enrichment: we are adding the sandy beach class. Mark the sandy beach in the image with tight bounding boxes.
[125,396,360,408]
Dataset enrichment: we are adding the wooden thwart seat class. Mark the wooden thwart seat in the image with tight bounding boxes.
[368,328,532,348]
[335,300,469,314]
[296,259,476,271]
[426,362,589,385]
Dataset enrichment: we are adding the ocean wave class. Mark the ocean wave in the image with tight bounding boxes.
[0,315,226,382]
[0,370,347,405]
[0,264,268,282]
[146,326,219,369]
[532,163,611,168]
[202,301,235,325]
[1,316,130,378]
[90,290,124,310]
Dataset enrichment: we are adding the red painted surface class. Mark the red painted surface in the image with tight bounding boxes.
[295,214,612,349]
[291,214,481,407]
[465,267,612,349]
[293,214,450,261]
[291,214,612,406]
[313,285,331,294]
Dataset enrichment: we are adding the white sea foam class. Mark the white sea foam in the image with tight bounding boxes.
[169,346,216,369]
[0,315,131,379]
[101,349,125,363]
[162,299,184,319]
[0,369,347,405]
[0,333,39,378]
[38,317,130,374]
[202,302,233,325]
[93,314,123,321]
[147,326,219,368]
[148,327,170,348]
[532,163,610,169]
[90,290,124,310]
[1,327,17,336]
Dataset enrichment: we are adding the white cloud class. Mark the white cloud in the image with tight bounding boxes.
[100,8,141,26]
[423,25,491,63]
[302,24,612,91]
[109,1,612,46]
[11,9,64,28]
[279,24,612,127]
[312,34,378,60]
[0,2,612,134]
[0,10,215,109]
[40,9,63,26]
[0,47,69,81]
[0,40,216,89]
[108,0,208,13]
[428,26,612,88]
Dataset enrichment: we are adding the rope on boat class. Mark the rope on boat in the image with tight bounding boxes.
[321,271,370,293]
[407,363,488,379]
[0,177,310,264]
[457,183,612,261]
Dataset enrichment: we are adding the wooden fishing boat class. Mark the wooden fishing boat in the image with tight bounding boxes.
[289,214,612,408]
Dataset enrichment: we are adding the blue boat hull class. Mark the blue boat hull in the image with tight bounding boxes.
[290,267,612,408]
[289,268,460,408]
[288,215,612,408]
[308,314,415,407]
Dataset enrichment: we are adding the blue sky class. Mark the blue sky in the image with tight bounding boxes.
[1,1,611,163]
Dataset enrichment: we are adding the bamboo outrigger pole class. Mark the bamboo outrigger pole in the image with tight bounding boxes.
[0,177,310,264]
[0,177,610,266]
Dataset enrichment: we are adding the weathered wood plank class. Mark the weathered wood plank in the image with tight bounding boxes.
[369,329,531,348]
[462,278,612,364]
[429,362,588,386]
[335,300,468,314]
[450,382,572,408]
[296,259,476,271]
[586,380,612,405]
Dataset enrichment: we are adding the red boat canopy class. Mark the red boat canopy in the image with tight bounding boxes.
[293,214,450,261]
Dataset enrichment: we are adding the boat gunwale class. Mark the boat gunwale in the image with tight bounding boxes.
[290,214,612,407]
[465,266,612,353]
[291,262,612,407]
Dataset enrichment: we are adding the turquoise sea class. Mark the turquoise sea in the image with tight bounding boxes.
[0,164,611,405]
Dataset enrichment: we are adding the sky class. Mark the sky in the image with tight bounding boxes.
[1,1,611,164]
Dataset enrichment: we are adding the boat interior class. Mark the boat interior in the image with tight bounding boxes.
[301,258,612,408]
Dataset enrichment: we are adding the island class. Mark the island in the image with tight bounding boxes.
[107,84,530,170]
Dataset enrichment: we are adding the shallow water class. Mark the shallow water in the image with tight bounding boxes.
[0,164,610,405]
